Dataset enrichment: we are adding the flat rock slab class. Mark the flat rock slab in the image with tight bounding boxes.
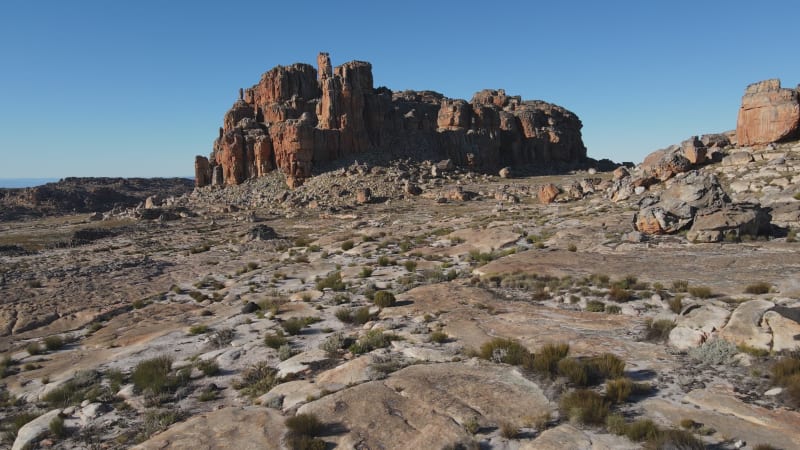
[644,383,800,449]
[298,361,553,449]
[474,246,800,296]
[134,407,285,450]
[719,299,775,350]
[521,423,637,450]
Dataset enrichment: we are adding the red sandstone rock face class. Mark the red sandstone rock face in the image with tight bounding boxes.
[194,156,210,188]
[195,53,587,188]
[736,79,800,146]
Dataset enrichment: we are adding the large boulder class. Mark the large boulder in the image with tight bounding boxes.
[641,146,692,181]
[736,79,800,146]
[719,300,775,351]
[669,305,732,350]
[686,203,771,243]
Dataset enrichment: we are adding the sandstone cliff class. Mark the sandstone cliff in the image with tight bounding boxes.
[195,53,587,187]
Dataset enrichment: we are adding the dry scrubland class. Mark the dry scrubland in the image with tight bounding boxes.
[1,137,800,449]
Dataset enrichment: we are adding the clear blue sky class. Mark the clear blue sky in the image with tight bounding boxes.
[1,0,798,178]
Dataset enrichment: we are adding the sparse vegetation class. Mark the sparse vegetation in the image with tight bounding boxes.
[49,415,67,438]
[688,338,738,366]
[44,335,66,351]
[533,342,570,376]
[265,330,289,349]
[188,324,209,335]
[585,300,606,312]
[605,377,634,403]
[197,359,220,376]
[233,362,280,397]
[335,306,373,325]
[281,318,307,336]
[27,342,44,355]
[349,329,400,354]
[745,282,771,295]
[478,337,533,366]
[315,271,345,291]
[668,295,683,314]
[373,290,397,307]
[643,318,675,342]
[430,330,449,344]
[341,240,355,251]
[208,328,235,348]
[559,389,609,425]
[688,286,712,299]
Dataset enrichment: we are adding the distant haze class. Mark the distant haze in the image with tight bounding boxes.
[0,178,60,188]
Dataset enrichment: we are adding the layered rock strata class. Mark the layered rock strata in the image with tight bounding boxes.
[195,53,586,187]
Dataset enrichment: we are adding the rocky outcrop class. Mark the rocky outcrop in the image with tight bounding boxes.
[736,79,800,146]
[195,53,587,187]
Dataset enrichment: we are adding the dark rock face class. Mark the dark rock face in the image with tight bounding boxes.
[195,53,587,188]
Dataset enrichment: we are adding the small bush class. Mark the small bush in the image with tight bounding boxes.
[44,335,65,351]
[643,429,704,450]
[320,332,346,357]
[377,256,391,266]
[43,371,103,407]
[188,324,209,335]
[27,342,44,355]
[315,271,345,291]
[643,318,675,342]
[586,300,606,312]
[463,417,480,435]
[672,280,689,292]
[771,355,800,385]
[208,328,235,348]
[341,240,355,251]
[625,419,660,442]
[49,415,67,438]
[286,435,326,450]
[668,296,683,314]
[197,359,219,376]
[359,267,374,278]
[9,412,40,440]
[430,331,449,344]
[349,329,399,355]
[373,291,397,307]
[605,377,634,403]
[132,356,174,395]
[265,331,288,349]
[688,338,738,365]
[233,362,280,397]
[499,422,518,439]
[567,244,578,252]
[608,285,633,302]
[286,413,322,437]
[404,260,417,272]
[478,337,533,366]
[533,342,570,376]
[278,344,294,361]
[605,304,621,314]
[753,444,780,450]
[745,282,771,295]
[558,357,590,386]
[588,353,626,379]
[688,286,712,299]
[606,413,627,435]
[281,318,306,336]
[559,389,609,425]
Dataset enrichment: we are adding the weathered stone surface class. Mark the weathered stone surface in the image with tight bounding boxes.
[681,135,707,164]
[641,146,692,181]
[719,300,775,351]
[612,166,629,180]
[523,424,637,450]
[736,79,800,146]
[134,407,285,450]
[355,187,372,204]
[194,156,211,188]
[722,151,754,166]
[196,53,587,188]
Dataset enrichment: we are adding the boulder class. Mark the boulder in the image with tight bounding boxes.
[612,166,630,181]
[681,136,707,165]
[641,146,692,181]
[12,409,62,450]
[722,151,755,166]
[669,305,731,350]
[719,300,775,351]
[355,187,372,204]
[736,79,800,146]
[686,203,771,243]
[538,183,560,204]
[498,167,511,178]
[763,308,800,352]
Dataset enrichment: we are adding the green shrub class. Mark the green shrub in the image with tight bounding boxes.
[605,377,634,403]
[605,304,621,314]
[286,413,322,437]
[625,419,660,442]
[643,318,675,342]
[585,300,606,312]
[587,353,626,379]
[671,280,689,292]
[558,357,590,386]
[430,331,449,344]
[315,271,345,291]
[198,390,218,402]
[278,344,294,361]
[688,338,738,365]
[341,240,355,251]
[188,324,209,335]
[567,243,578,252]
[606,413,627,435]
[44,335,65,351]
[745,282,771,295]
[688,286,712,299]
[668,296,684,314]
[233,362,280,397]
[43,371,103,407]
[559,389,609,425]
[643,429,704,450]
[533,342,570,376]
[349,329,399,355]
[373,291,397,307]
[404,260,417,272]
[320,332,347,357]
[377,255,391,266]
[478,337,533,366]
[265,331,289,349]
[499,421,518,438]
[281,318,306,336]
[359,267,374,278]
[49,415,67,438]
[27,342,44,355]
[132,356,174,395]
[197,359,219,376]
[208,328,235,348]
[608,285,633,302]
[286,435,326,450]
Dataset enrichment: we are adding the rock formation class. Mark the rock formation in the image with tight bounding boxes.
[195,53,587,187]
[736,79,800,146]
